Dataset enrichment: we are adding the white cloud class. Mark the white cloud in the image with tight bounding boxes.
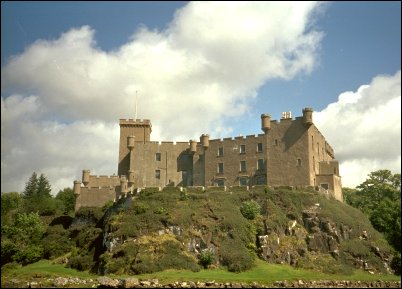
[315,71,401,188]
[1,2,324,194]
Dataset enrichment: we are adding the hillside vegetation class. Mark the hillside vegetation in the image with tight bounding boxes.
[64,186,395,276]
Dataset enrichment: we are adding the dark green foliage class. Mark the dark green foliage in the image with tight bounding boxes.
[391,253,401,275]
[37,173,52,198]
[42,225,73,259]
[132,202,149,215]
[23,172,38,198]
[199,249,215,268]
[240,200,261,220]
[68,254,95,271]
[55,188,75,214]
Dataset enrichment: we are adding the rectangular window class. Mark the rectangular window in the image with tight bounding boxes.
[239,177,248,186]
[256,176,266,185]
[297,158,301,166]
[240,144,246,154]
[257,159,264,171]
[216,179,225,187]
[257,143,263,152]
[218,162,224,174]
[240,160,246,172]
[320,183,329,190]
[274,139,278,146]
[155,153,161,161]
[218,147,224,157]
[155,170,161,179]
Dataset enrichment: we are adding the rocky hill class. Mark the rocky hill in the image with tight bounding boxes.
[69,186,395,276]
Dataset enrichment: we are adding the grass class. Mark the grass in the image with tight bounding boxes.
[120,259,400,285]
[2,260,95,279]
[2,259,400,287]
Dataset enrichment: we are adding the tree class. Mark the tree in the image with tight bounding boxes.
[345,169,401,253]
[1,212,44,265]
[1,192,23,226]
[23,172,38,198]
[56,188,75,214]
[37,173,52,198]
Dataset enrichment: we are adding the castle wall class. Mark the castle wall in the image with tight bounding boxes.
[265,118,310,186]
[75,187,118,211]
[192,144,206,186]
[204,135,266,187]
[308,126,336,185]
[130,141,191,187]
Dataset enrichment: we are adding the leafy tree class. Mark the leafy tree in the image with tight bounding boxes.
[1,192,24,226]
[1,212,45,265]
[344,169,401,253]
[56,187,75,214]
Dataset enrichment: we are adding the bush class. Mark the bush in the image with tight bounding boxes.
[199,249,215,268]
[220,240,255,272]
[132,203,148,215]
[240,200,261,220]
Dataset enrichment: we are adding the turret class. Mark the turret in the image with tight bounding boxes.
[189,140,197,153]
[127,135,135,150]
[120,176,128,193]
[82,170,90,186]
[73,180,81,195]
[302,108,313,126]
[261,114,271,133]
[200,134,209,149]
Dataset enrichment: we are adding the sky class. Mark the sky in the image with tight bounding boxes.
[1,1,401,194]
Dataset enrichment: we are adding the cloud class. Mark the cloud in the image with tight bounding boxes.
[1,2,324,194]
[315,71,401,188]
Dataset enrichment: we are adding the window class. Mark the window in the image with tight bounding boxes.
[155,153,161,161]
[216,179,225,187]
[239,177,248,186]
[274,139,278,146]
[218,147,224,157]
[320,183,329,190]
[218,162,224,174]
[256,176,266,185]
[240,144,246,154]
[257,143,263,152]
[155,170,161,179]
[257,159,265,171]
[240,160,246,172]
[297,158,302,166]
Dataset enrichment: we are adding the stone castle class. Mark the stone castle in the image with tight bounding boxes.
[73,108,342,211]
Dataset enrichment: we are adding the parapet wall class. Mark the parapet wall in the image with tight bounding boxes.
[75,187,118,212]
[86,175,120,187]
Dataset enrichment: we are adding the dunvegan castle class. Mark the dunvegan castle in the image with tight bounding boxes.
[73,108,342,211]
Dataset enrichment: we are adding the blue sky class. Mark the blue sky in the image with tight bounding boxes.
[1,1,401,193]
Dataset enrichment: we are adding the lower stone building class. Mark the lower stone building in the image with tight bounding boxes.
[73,108,342,211]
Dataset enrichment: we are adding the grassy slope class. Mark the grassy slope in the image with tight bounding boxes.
[2,259,400,287]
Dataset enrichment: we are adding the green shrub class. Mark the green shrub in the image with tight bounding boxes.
[68,254,94,271]
[132,202,148,215]
[220,240,255,272]
[240,200,261,220]
[199,249,215,268]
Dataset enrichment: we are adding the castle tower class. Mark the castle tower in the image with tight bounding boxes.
[118,119,152,176]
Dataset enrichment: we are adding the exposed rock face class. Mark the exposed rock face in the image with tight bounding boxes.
[256,204,393,273]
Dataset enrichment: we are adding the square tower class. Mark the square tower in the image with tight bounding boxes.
[118,119,152,176]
